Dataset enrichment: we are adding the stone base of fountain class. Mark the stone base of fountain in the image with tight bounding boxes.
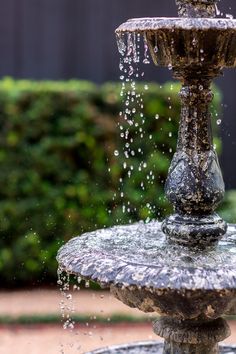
[86,341,236,354]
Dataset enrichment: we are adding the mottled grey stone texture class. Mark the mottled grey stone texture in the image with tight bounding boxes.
[116,18,236,32]
[86,341,163,354]
[86,341,236,354]
[57,222,236,290]
[176,0,217,18]
[154,317,230,343]
[162,80,226,245]
[57,222,236,318]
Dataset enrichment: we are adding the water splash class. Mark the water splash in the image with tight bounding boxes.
[58,267,105,353]
[57,267,75,330]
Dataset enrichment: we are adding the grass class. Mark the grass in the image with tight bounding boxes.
[0,313,235,326]
[0,313,152,325]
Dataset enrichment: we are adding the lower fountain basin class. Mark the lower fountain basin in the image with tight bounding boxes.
[57,221,236,319]
[86,341,236,354]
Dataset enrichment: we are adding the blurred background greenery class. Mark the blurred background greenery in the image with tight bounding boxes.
[0,78,234,288]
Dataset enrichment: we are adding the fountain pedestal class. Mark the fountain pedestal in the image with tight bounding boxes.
[57,0,236,353]
[154,317,230,354]
[163,78,226,246]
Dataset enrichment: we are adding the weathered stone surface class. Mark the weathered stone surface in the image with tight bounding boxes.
[57,222,236,318]
[111,284,235,320]
[165,85,224,216]
[176,0,218,18]
[116,18,236,69]
[86,341,236,354]
[86,341,163,354]
[116,18,236,33]
[162,79,227,245]
[162,213,227,246]
[154,317,230,344]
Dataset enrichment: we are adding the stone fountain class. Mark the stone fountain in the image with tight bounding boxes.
[57,0,236,353]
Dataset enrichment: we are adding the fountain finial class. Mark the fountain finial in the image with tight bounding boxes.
[176,0,217,18]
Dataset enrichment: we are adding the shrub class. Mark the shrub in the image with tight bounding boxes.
[0,78,221,287]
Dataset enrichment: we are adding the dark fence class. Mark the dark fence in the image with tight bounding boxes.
[0,0,236,187]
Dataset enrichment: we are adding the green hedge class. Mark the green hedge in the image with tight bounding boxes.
[0,78,222,287]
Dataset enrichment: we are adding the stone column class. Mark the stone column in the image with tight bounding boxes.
[162,72,227,246]
[154,317,230,354]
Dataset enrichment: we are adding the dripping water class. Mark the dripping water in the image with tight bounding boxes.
[57,267,86,353]
[115,31,167,223]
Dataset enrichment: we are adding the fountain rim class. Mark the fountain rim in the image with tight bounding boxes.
[57,222,236,292]
[115,17,236,33]
[85,340,163,354]
[85,341,236,354]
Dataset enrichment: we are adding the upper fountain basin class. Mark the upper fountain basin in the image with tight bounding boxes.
[116,18,236,70]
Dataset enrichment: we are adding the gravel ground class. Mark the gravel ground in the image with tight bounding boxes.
[0,323,155,354]
[0,290,236,354]
[0,290,142,317]
[1,322,236,354]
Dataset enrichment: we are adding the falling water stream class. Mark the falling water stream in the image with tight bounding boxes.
[57,32,163,353]
[114,31,169,223]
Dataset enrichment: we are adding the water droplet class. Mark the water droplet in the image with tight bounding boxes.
[143,58,150,64]
[128,66,134,76]
[119,62,124,71]
[216,5,221,16]
[85,280,90,288]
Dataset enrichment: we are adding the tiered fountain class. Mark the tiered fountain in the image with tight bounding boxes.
[57,0,236,353]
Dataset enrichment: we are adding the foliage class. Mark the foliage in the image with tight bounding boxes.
[0,313,150,325]
[0,78,222,287]
[219,191,236,223]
